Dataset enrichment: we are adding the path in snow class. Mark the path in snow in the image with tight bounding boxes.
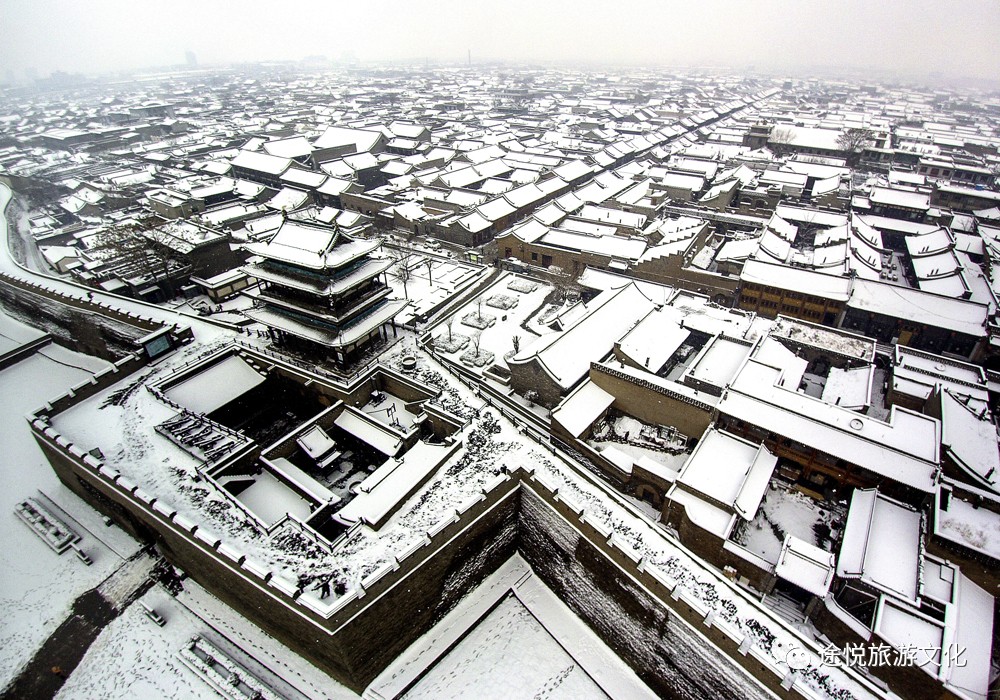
[2,553,156,699]
[0,333,143,688]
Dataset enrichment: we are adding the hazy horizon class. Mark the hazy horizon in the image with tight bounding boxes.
[2,0,999,84]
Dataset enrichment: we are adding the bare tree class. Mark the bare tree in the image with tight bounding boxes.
[475,297,484,322]
[769,127,795,158]
[445,315,454,342]
[389,253,413,299]
[555,279,583,304]
[470,332,481,358]
[836,127,874,164]
[511,334,521,354]
[425,258,434,286]
[90,222,180,297]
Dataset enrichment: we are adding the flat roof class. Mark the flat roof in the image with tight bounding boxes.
[164,354,265,415]
[720,360,939,493]
[675,428,776,518]
[837,489,922,601]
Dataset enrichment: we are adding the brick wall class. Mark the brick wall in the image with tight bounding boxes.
[31,421,521,692]
[0,273,189,361]
[589,364,713,438]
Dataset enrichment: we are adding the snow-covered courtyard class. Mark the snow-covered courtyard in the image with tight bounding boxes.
[381,250,486,326]
[428,272,554,372]
[733,483,845,564]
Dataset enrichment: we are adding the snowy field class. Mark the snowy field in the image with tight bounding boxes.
[403,595,610,700]
[53,587,218,700]
[175,581,359,700]
[0,333,142,689]
[379,555,654,700]
[57,581,359,700]
[0,309,46,354]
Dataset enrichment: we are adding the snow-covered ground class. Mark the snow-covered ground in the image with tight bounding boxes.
[403,595,610,700]
[382,252,486,326]
[429,272,553,371]
[54,587,217,700]
[735,483,844,564]
[377,555,651,700]
[0,333,142,689]
[176,580,359,700]
[588,414,689,477]
[57,581,358,700]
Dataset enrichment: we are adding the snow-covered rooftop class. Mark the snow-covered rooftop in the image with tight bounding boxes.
[836,489,922,602]
[741,259,852,301]
[774,535,835,597]
[550,380,615,439]
[891,345,988,408]
[510,283,656,391]
[162,354,265,415]
[616,307,690,374]
[672,428,777,519]
[684,335,753,389]
[847,280,988,338]
[720,354,940,494]
[244,220,380,272]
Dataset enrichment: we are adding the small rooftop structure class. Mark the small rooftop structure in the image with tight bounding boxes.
[836,489,922,602]
[774,535,835,597]
[666,428,777,538]
[297,424,341,470]
[550,380,615,439]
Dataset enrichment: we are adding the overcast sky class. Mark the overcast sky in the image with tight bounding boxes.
[2,0,999,83]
